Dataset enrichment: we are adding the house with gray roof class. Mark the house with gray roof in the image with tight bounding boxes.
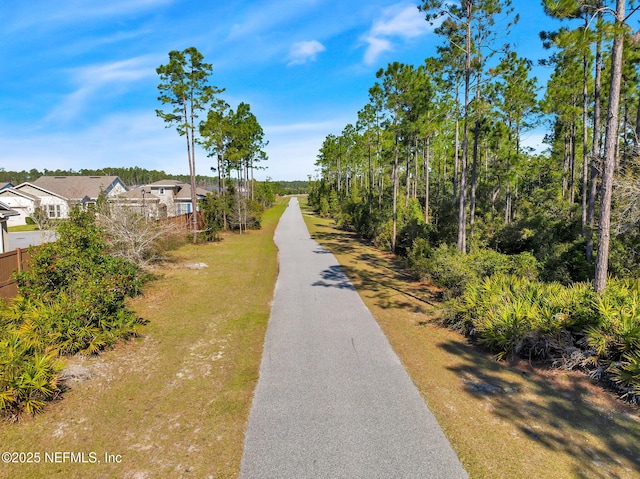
[145,180,208,217]
[113,186,165,219]
[31,176,127,203]
[13,176,127,222]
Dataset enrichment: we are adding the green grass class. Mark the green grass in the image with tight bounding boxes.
[0,200,286,478]
[301,198,640,479]
[7,225,39,232]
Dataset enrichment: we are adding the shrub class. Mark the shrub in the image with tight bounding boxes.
[1,209,146,418]
[407,237,432,280]
[410,244,539,299]
[445,275,640,398]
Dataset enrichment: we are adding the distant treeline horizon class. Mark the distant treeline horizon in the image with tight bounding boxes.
[0,167,309,194]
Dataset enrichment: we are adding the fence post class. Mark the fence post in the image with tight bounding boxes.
[16,248,22,273]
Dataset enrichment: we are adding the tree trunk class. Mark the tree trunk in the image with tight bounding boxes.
[425,138,430,224]
[470,116,480,240]
[392,134,399,253]
[594,0,625,293]
[581,50,589,236]
[454,111,460,201]
[405,144,411,207]
[458,3,472,254]
[635,95,640,156]
[587,7,603,264]
[570,122,576,204]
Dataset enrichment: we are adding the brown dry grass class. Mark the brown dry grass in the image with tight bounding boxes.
[302,202,640,479]
[0,201,286,479]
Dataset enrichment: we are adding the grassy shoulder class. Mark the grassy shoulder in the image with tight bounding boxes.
[0,200,286,479]
[301,200,640,479]
[7,225,39,232]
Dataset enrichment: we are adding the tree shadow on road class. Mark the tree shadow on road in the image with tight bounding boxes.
[309,227,439,312]
[304,210,640,478]
[311,265,356,290]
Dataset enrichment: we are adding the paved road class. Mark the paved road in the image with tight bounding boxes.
[8,231,57,250]
[239,197,468,479]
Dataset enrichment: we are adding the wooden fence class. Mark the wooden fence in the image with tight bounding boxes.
[160,212,204,232]
[0,248,32,299]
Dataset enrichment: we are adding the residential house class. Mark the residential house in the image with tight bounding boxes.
[0,182,14,191]
[14,175,127,222]
[0,201,19,253]
[145,180,208,217]
[13,183,68,222]
[0,188,40,227]
[114,186,165,219]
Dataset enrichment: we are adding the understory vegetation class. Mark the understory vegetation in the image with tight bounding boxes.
[199,183,276,241]
[0,209,147,419]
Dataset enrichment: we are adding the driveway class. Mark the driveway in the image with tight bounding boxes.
[239,197,468,478]
[8,230,57,250]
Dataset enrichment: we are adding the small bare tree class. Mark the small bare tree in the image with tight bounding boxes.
[30,206,57,243]
[96,203,183,268]
[613,172,640,235]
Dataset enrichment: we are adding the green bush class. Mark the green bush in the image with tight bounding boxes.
[408,243,539,299]
[0,328,62,418]
[1,209,145,418]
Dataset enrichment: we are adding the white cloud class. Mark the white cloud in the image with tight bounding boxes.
[227,1,319,40]
[288,40,326,65]
[520,129,548,154]
[44,56,158,123]
[361,2,432,65]
[370,3,429,38]
[362,36,393,66]
[266,119,343,134]
[4,0,173,33]
[261,117,352,180]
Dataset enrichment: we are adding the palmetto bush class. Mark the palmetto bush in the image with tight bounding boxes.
[0,300,63,419]
[446,275,640,397]
[1,209,145,418]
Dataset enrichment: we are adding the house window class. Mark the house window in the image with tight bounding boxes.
[176,203,191,215]
[47,204,61,218]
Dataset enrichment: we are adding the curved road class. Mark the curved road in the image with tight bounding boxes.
[240,197,468,479]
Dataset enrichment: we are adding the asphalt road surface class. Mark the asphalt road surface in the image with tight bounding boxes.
[8,231,57,250]
[239,197,468,479]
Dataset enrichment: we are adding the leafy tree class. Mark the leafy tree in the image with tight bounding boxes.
[156,47,224,243]
[490,51,540,224]
[420,0,516,252]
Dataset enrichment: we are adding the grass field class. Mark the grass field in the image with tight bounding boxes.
[300,200,640,479]
[0,200,286,479]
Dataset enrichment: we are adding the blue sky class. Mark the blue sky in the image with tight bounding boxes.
[0,0,559,181]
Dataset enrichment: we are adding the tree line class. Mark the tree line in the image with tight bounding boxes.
[0,167,218,187]
[309,0,640,399]
[311,0,639,291]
